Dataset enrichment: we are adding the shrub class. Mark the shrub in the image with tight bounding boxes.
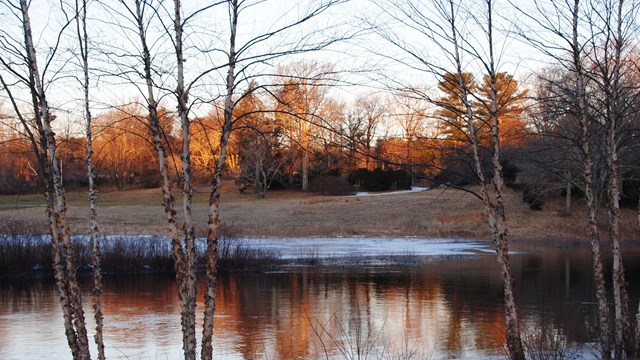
[309,175,355,195]
[501,159,520,184]
[326,168,342,177]
[523,184,545,211]
[138,168,161,189]
[347,168,412,192]
[0,233,284,276]
[620,179,640,209]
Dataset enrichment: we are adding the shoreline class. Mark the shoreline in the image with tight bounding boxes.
[2,233,639,279]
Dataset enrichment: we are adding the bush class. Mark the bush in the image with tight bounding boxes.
[309,175,355,195]
[347,168,412,192]
[501,159,520,184]
[433,163,475,186]
[523,184,545,211]
[326,168,342,177]
[138,168,161,189]
[620,179,640,209]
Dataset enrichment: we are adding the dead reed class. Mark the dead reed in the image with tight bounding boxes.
[0,234,283,277]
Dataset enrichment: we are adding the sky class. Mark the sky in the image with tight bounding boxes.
[0,0,550,137]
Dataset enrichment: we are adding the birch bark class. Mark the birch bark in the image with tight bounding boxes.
[75,0,105,357]
[19,1,91,358]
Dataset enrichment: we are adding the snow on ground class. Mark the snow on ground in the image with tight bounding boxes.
[225,237,492,260]
[354,186,429,197]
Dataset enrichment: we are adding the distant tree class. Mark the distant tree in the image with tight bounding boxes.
[235,85,285,198]
[315,97,346,171]
[0,131,39,193]
[388,92,429,185]
[190,114,222,183]
[435,72,479,144]
[275,61,336,192]
[92,107,158,190]
[56,136,88,187]
[526,70,586,214]
[344,94,385,170]
[477,72,528,149]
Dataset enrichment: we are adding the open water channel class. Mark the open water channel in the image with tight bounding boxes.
[1,238,640,359]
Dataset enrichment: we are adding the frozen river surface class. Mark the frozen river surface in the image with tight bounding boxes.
[227,236,493,259]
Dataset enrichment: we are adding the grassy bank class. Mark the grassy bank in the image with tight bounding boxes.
[0,181,638,243]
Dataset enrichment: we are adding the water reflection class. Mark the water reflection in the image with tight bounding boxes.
[1,246,638,359]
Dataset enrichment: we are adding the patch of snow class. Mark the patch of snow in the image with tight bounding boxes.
[225,237,491,260]
[354,187,429,197]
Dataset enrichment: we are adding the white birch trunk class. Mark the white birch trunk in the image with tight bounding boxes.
[571,0,611,356]
[173,1,198,358]
[201,2,238,358]
[606,2,631,357]
[75,0,105,357]
[132,1,189,358]
[20,1,91,358]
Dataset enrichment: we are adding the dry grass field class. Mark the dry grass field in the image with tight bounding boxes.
[0,181,638,244]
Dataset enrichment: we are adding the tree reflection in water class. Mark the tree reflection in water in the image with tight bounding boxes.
[1,246,639,359]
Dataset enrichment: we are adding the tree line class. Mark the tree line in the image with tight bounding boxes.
[0,67,530,197]
[2,0,640,360]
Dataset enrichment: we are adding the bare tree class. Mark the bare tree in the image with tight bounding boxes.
[513,0,640,357]
[346,94,385,170]
[234,86,285,198]
[0,1,92,358]
[372,0,525,357]
[586,1,640,356]
[388,92,428,183]
[74,0,105,357]
[202,3,349,357]
[275,61,336,192]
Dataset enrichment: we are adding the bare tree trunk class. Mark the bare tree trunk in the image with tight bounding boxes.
[635,187,640,353]
[302,131,310,192]
[564,171,572,215]
[75,0,105,357]
[1,74,82,357]
[486,57,524,360]
[44,58,91,360]
[19,1,91,358]
[201,2,238,358]
[484,4,524,358]
[605,2,631,357]
[568,1,613,357]
[438,0,526,357]
[608,142,630,359]
[637,189,640,229]
[583,137,612,359]
[132,1,189,358]
[173,1,198,358]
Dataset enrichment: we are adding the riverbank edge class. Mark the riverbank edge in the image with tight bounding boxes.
[3,232,637,279]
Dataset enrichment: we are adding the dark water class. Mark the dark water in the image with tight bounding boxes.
[1,245,639,359]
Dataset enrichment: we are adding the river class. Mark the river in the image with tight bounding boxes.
[1,239,639,359]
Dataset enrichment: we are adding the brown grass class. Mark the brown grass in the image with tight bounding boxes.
[0,181,637,244]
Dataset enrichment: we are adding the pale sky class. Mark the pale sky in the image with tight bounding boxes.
[0,0,548,137]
